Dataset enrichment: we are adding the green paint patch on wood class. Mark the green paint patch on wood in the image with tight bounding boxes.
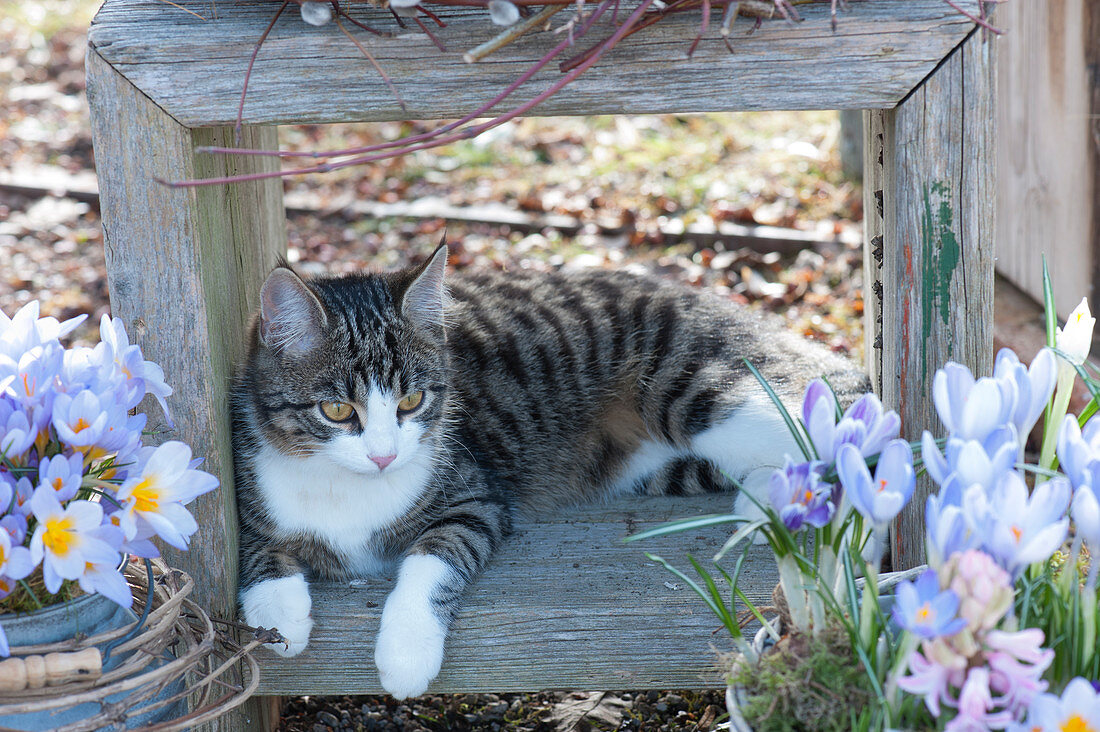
[919,181,960,379]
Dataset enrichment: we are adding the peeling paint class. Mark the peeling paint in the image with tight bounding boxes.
[919,181,960,380]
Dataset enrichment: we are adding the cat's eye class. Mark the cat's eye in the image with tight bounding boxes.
[319,401,355,422]
[397,391,424,413]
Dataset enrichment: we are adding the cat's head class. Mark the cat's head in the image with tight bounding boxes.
[243,245,450,477]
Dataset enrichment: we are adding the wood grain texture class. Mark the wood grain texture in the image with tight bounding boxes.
[86,48,287,732]
[87,47,287,615]
[862,109,885,396]
[994,0,1096,319]
[1089,0,1100,332]
[253,495,775,695]
[87,0,980,127]
[881,29,996,569]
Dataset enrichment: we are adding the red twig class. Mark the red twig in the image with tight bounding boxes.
[167,0,654,188]
[334,17,407,111]
[414,14,447,50]
[235,0,289,142]
[335,6,390,36]
[418,4,448,26]
[771,0,799,23]
[687,0,710,58]
[557,0,690,72]
[941,0,1003,34]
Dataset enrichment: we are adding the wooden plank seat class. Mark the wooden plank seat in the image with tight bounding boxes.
[257,495,775,696]
[84,0,995,726]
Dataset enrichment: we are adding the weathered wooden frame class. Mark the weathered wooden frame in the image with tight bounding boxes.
[86,0,994,727]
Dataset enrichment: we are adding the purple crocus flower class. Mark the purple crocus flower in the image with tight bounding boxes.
[964,472,1070,579]
[892,569,967,640]
[37,453,84,502]
[801,379,900,462]
[1057,414,1100,491]
[835,439,915,527]
[933,362,1017,443]
[922,427,1019,495]
[925,492,980,569]
[992,347,1057,442]
[768,458,833,532]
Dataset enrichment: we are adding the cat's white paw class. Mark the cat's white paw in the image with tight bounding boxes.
[241,574,314,657]
[374,554,451,699]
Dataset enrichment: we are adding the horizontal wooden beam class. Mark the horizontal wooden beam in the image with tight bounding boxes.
[254,495,776,696]
[89,0,979,127]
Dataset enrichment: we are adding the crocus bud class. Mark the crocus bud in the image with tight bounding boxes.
[1056,297,1095,366]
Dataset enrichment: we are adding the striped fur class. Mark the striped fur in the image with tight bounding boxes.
[232,245,868,698]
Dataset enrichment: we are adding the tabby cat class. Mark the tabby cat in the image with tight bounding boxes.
[232,244,867,699]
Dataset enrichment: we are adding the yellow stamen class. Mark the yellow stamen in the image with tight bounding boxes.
[52,478,64,492]
[129,477,160,513]
[802,490,813,505]
[916,602,935,624]
[1061,714,1095,732]
[72,417,90,433]
[1011,526,1023,543]
[22,374,33,397]
[878,479,888,493]
[42,516,77,557]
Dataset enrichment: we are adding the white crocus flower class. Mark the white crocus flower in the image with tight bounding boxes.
[1056,297,1096,366]
[114,441,218,551]
[1043,298,1098,469]
[28,489,120,594]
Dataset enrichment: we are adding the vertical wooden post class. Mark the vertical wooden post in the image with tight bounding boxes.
[880,29,997,569]
[1088,0,1100,322]
[86,48,286,731]
[862,109,886,396]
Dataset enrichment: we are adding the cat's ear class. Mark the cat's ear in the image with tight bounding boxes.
[259,267,328,356]
[401,243,448,331]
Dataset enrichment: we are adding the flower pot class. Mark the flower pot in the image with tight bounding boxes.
[0,591,186,731]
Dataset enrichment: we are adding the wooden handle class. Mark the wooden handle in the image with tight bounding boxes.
[0,648,102,691]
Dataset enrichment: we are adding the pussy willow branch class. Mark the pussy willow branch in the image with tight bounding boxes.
[169,0,654,187]
[234,0,289,141]
[464,3,565,62]
[194,0,755,162]
[172,0,996,186]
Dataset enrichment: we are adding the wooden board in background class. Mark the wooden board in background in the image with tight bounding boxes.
[994,0,1098,320]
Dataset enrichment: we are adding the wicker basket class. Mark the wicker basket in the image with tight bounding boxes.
[0,559,269,731]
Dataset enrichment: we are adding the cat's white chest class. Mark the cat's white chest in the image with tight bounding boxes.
[253,444,433,574]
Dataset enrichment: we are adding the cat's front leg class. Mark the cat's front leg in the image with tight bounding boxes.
[374,553,453,699]
[375,495,511,698]
[239,549,315,657]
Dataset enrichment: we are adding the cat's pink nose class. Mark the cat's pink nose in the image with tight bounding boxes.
[371,454,396,470]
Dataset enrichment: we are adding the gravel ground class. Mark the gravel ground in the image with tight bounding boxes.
[278,691,728,732]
